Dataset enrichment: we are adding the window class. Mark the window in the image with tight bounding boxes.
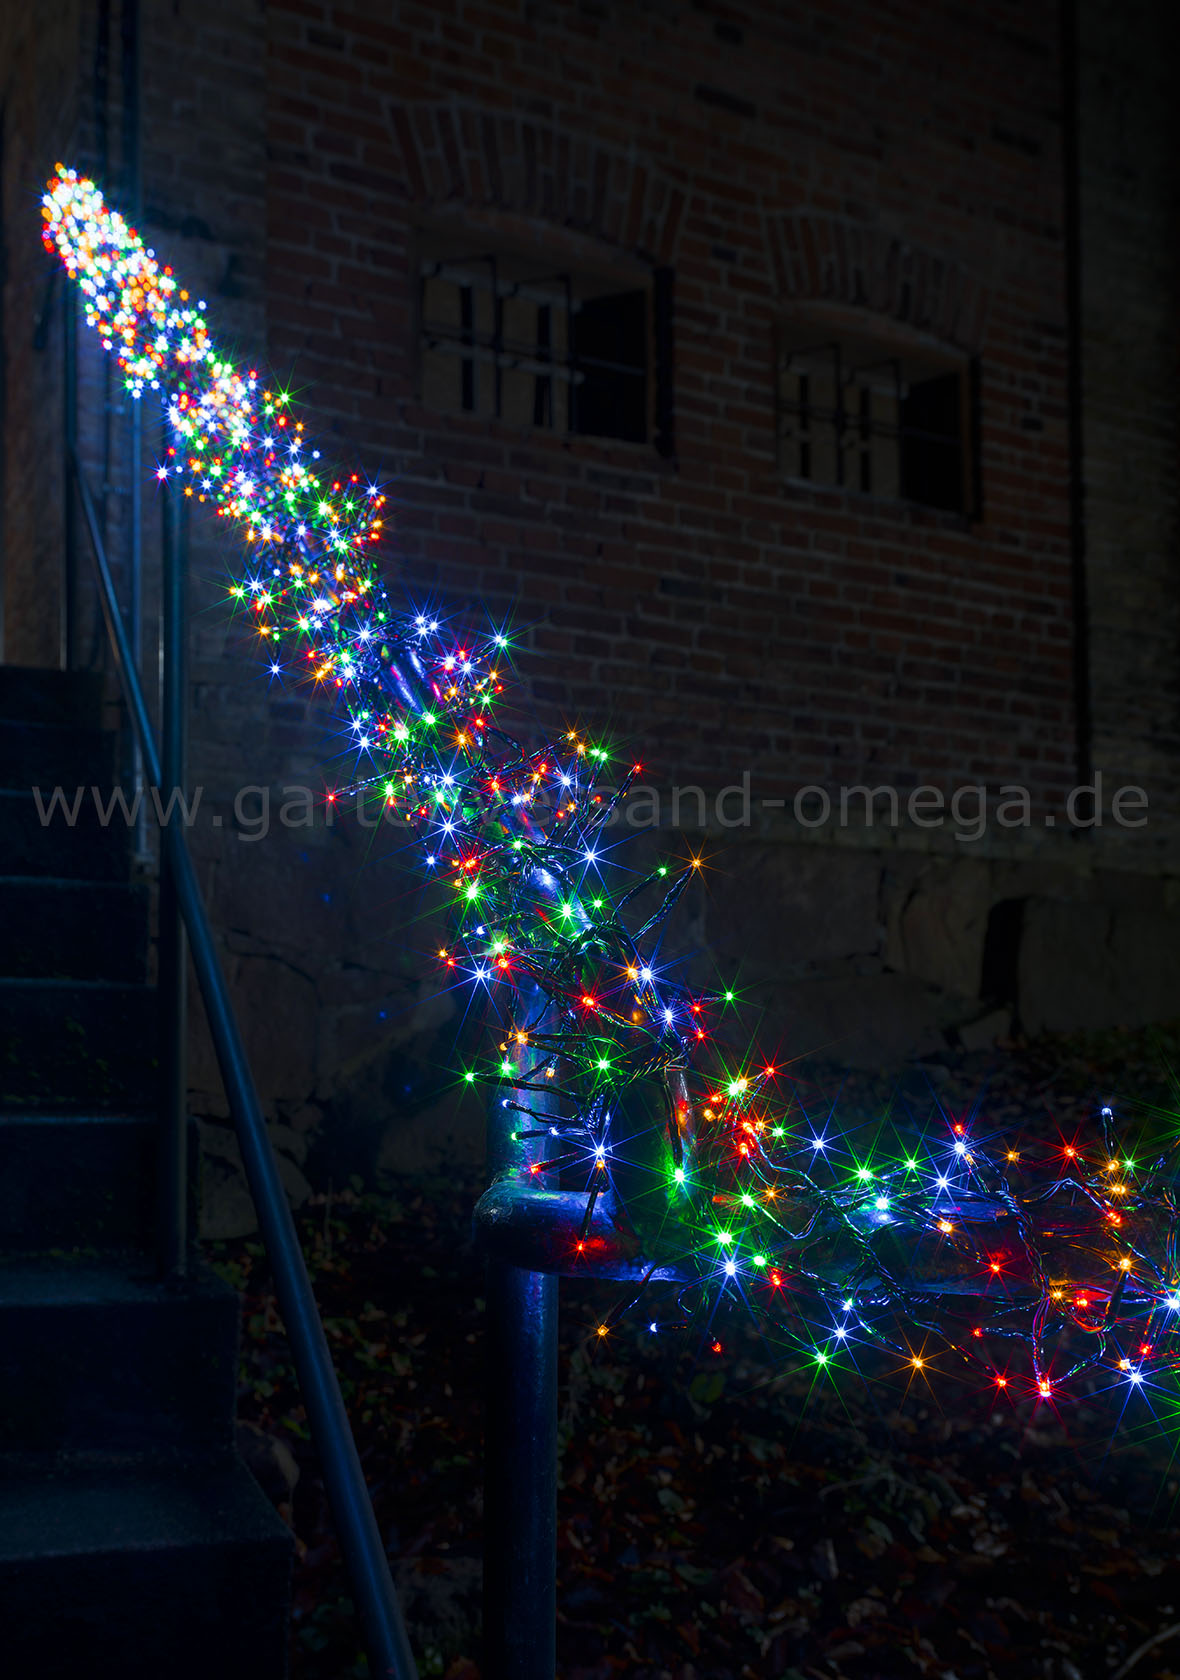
[775,325,977,515]
[418,240,673,452]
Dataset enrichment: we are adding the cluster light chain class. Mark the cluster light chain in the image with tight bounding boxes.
[44,164,1180,1406]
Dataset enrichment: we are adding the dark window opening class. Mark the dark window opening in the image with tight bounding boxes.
[775,330,976,516]
[419,246,673,451]
[570,286,647,443]
[900,369,964,512]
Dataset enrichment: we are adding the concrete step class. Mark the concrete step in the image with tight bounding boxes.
[0,1455,292,1679]
[0,1113,155,1251]
[0,978,156,1111]
[0,718,116,792]
[0,665,105,729]
[0,787,133,881]
[0,1113,206,1253]
[0,1257,241,1455]
[0,877,149,982]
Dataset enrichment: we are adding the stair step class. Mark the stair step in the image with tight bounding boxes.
[0,788,132,880]
[0,718,116,792]
[0,979,157,1111]
[0,665,105,729]
[0,877,149,981]
[0,1257,240,1454]
[0,1456,292,1680]
[0,1113,203,1252]
[0,1113,154,1250]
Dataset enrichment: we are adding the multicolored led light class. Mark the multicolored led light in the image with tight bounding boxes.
[44,164,1180,1406]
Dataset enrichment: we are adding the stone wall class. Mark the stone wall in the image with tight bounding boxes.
[697,823,1180,1066]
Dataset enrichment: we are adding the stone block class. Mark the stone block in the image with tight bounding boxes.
[375,1088,486,1176]
[704,842,881,982]
[198,1119,313,1241]
[884,857,991,1001]
[317,975,455,1086]
[773,973,944,1069]
[956,1008,1013,1052]
[1019,899,1180,1034]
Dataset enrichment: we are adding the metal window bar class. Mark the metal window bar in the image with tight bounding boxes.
[798,371,811,479]
[777,341,844,485]
[491,257,503,420]
[59,293,418,1679]
[850,356,904,498]
[421,335,587,385]
[421,257,648,436]
[459,282,475,412]
[533,304,552,428]
[833,342,845,487]
[778,341,965,507]
[421,254,579,429]
[422,332,649,392]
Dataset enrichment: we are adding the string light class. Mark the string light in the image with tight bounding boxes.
[44,163,1180,1405]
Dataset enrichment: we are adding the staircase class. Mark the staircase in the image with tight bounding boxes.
[0,666,292,1678]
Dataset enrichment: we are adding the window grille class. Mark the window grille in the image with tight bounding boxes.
[419,249,673,451]
[775,334,976,515]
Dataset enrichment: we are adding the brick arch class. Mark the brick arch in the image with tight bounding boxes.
[389,103,686,265]
[766,212,992,352]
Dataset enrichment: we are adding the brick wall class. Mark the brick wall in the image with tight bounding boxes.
[0,0,85,667]
[1075,0,1180,861]
[264,0,1077,808]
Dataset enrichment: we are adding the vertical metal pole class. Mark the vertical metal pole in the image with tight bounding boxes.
[484,1262,558,1680]
[482,975,558,1680]
[128,377,146,858]
[157,478,188,1276]
[122,0,147,861]
[1060,0,1093,789]
[62,288,78,670]
[94,0,112,676]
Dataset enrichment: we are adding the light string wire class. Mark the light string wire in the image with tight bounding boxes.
[43,163,1180,1406]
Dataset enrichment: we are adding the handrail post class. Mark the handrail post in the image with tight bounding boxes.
[128,381,146,861]
[122,0,147,863]
[483,1259,558,1679]
[61,286,78,670]
[482,979,558,1680]
[157,476,188,1276]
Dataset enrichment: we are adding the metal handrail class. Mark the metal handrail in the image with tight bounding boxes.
[67,445,418,1680]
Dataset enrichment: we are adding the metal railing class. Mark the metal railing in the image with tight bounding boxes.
[59,284,418,1678]
[475,1042,695,1679]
